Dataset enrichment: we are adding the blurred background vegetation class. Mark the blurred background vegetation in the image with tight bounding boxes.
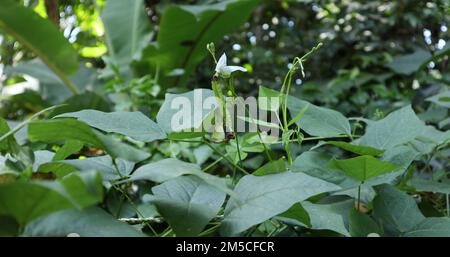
[0,0,449,159]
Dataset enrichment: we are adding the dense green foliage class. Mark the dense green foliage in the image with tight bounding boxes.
[0,0,449,237]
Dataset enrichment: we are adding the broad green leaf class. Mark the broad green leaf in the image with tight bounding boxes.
[276,203,311,228]
[145,0,260,87]
[93,131,150,162]
[408,178,450,194]
[349,209,382,237]
[125,158,232,196]
[403,217,450,237]
[240,133,267,152]
[57,110,166,142]
[43,156,133,180]
[5,60,100,104]
[225,145,248,163]
[0,215,19,236]
[313,141,385,156]
[287,103,309,128]
[328,155,399,182]
[409,126,450,154]
[426,91,450,108]
[28,119,150,162]
[0,171,103,226]
[258,86,280,111]
[0,118,18,155]
[52,140,84,161]
[28,119,103,146]
[301,201,352,236]
[292,151,358,189]
[0,0,79,93]
[0,105,61,147]
[220,171,340,235]
[101,0,152,77]
[358,105,427,150]
[156,89,217,133]
[253,158,287,176]
[145,176,226,236]
[48,91,110,116]
[23,207,145,236]
[32,150,54,171]
[287,96,351,137]
[373,184,425,234]
[385,48,432,75]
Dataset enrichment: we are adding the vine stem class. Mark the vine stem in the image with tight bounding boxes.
[202,156,225,172]
[198,224,221,237]
[278,42,323,164]
[203,139,249,175]
[111,183,159,236]
[357,183,362,212]
[447,194,449,217]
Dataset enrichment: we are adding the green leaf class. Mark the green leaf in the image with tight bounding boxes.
[0,171,103,226]
[349,209,382,237]
[258,86,280,111]
[0,215,19,236]
[57,110,166,142]
[48,91,110,116]
[145,176,226,236]
[101,0,152,77]
[276,203,311,228]
[358,105,427,150]
[220,171,340,235]
[28,119,103,146]
[373,184,425,234]
[385,48,432,75]
[328,155,399,182]
[287,103,309,128]
[0,0,79,93]
[44,156,133,180]
[23,207,145,236]
[301,201,352,236]
[125,158,232,196]
[156,89,217,133]
[253,158,287,176]
[292,151,359,188]
[5,60,101,104]
[28,119,150,162]
[145,0,260,87]
[0,105,61,146]
[313,141,385,156]
[0,118,18,155]
[426,91,450,108]
[408,178,450,194]
[52,140,84,161]
[33,150,55,171]
[409,126,450,154]
[287,96,351,137]
[403,217,450,237]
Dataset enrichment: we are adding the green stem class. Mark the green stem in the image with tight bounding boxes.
[447,194,449,217]
[202,156,224,172]
[198,224,221,237]
[357,183,362,211]
[233,93,272,161]
[228,78,244,168]
[203,139,249,175]
[111,184,158,236]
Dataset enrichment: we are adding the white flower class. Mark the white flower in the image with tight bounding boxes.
[215,53,247,78]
